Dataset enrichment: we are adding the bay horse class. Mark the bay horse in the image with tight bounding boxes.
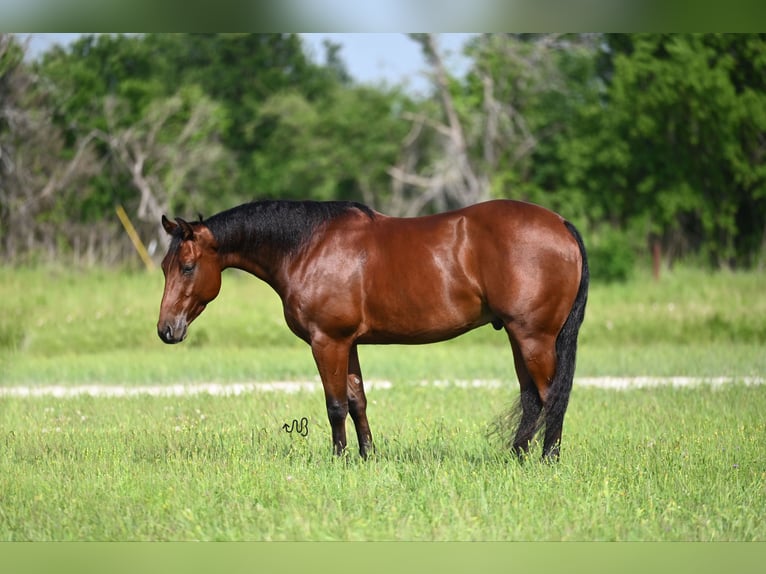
[157,199,588,461]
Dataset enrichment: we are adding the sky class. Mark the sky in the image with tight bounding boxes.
[301,33,475,94]
[23,33,476,95]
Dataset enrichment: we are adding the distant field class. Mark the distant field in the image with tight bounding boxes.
[1,266,765,541]
[1,266,764,384]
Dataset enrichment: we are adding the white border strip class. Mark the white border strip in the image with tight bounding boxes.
[577,376,764,389]
[0,376,762,398]
[0,381,324,398]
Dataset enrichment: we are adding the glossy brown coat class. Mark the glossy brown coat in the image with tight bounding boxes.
[158,199,589,461]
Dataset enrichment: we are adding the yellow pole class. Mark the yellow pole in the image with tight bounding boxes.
[115,205,155,271]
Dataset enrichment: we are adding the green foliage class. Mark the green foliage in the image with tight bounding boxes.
[22,33,417,227]
[251,85,411,202]
[587,226,637,283]
[469,34,601,214]
[5,33,766,270]
[138,33,360,199]
[563,34,766,268]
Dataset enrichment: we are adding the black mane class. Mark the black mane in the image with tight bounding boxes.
[204,199,375,255]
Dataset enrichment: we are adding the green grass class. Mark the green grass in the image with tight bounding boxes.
[1,384,764,541]
[1,266,765,383]
[0,266,765,541]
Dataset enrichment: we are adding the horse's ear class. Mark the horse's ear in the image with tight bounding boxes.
[161,215,177,235]
[198,213,204,223]
[175,217,194,241]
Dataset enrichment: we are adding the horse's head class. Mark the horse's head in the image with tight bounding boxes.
[157,215,222,344]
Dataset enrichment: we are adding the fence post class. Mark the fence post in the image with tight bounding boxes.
[115,205,155,271]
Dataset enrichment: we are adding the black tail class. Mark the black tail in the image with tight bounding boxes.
[541,220,589,457]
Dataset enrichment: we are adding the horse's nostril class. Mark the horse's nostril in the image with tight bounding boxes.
[158,324,173,342]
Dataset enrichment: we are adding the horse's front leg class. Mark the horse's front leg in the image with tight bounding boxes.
[311,335,351,456]
[347,344,374,458]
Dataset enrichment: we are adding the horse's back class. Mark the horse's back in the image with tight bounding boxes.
[370,199,579,275]
[375,199,570,238]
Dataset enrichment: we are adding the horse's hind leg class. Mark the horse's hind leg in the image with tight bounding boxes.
[347,344,374,458]
[509,337,543,459]
[509,331,560,461]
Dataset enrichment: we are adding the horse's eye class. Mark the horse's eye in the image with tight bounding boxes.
[181,263,195,275]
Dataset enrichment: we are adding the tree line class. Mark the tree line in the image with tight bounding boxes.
[1,33,764,278]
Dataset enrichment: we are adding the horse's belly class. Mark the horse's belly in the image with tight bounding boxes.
[358,291,491,344]
[358,321,490,345]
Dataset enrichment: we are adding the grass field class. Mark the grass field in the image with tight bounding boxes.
[1,384,764,541]
[1,265,765,383]
[1,266,765,540]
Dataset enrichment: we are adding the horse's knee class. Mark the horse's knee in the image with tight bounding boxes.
[325,397,348,424]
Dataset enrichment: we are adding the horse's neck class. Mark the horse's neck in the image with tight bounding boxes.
[207,211,303,294]
[218,244,289,291]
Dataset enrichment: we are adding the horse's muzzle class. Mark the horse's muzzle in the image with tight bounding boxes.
[158,320,187,344]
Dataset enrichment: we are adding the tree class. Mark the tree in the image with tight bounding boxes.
[7,33,764,271]
[0,34,101,262]
[250,83,412,209]
[98,85,235,249]
[139,34,340,195]
[463,33,599,216]
[386,33,488,215]
[566,34,766,268]
[36,34,238,254]
[390,34,596,217]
